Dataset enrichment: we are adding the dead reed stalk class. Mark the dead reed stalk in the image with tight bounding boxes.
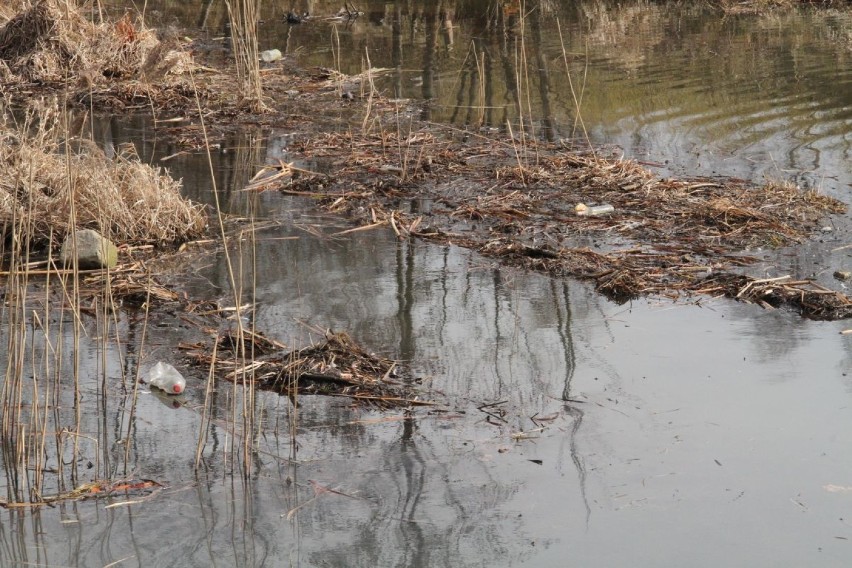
[225,0,265,112]
[186,67,260,475]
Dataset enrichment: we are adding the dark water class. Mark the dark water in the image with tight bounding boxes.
[3,1,852,567]
[133,0,852,193]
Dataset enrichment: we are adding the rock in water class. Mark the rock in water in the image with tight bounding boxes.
[60,229,118,269]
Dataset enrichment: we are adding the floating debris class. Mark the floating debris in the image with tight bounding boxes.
[0,479,163,508]
[276,128,850,319]
[695,274,852,320]
[575,203,615,216]
[261,49,283,62]
[147,361,187,395]
[183,330,433,408]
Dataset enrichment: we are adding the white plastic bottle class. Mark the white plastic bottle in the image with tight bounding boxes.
[147,362,187,395]
[575,203,615,216]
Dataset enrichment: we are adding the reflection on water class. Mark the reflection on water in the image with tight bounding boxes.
[0,229,593,566]
[3,180,851,565]
[109,0,851,193]
[3,1,852,566]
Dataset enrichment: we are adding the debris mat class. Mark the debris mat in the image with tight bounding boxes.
[0,479,163,508]
[273,129,850,320]
[183,330,433,408]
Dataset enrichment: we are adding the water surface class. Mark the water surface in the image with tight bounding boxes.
[128,0,852,194]
[2,1,852,567]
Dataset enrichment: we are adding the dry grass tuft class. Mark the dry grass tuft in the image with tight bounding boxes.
[0,0,194,88]
[716,0,798,15]
[714,0,847,15]
[0,100,207,249]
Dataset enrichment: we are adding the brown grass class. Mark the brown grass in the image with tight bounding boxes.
[714,0,848,15]
[0,0,194,89]
[0,100,207,249]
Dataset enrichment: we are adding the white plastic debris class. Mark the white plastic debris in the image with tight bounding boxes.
[575,203,615,217]
[147,362,186,395]
[260,49,283,62]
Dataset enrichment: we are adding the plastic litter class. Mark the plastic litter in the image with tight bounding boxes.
[575,203,615,217]
[147,362,186,395]
[260,49,283,63]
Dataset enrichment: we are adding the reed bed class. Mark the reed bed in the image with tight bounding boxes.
[0,2,428,509]
[225,0,264,111]
[0,96,207,506]
[1,0,846,511]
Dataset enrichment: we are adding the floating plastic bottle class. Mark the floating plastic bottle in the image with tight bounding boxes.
[147,362,186,395]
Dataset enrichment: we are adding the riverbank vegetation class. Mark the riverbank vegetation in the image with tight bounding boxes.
[0,100,206,250]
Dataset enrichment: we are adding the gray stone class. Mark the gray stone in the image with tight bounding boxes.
[60,229,118,269]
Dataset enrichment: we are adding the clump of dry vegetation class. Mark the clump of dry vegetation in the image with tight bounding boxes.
[183,330,429,408]
[0,100,206,249]
[715,0,848,15]
[0,0,197,107]
[716,0,797,15]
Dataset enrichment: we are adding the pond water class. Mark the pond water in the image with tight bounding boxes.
[132,0,852,193]
[2,1,852,567]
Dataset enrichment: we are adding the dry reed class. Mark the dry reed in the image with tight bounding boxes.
[0,100,207,250]
[277,125,849,319]
[0,0,193,87]
[225,0,264,111]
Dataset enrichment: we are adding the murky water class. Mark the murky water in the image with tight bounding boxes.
[131,0,852,193]
[3,1,852,566]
